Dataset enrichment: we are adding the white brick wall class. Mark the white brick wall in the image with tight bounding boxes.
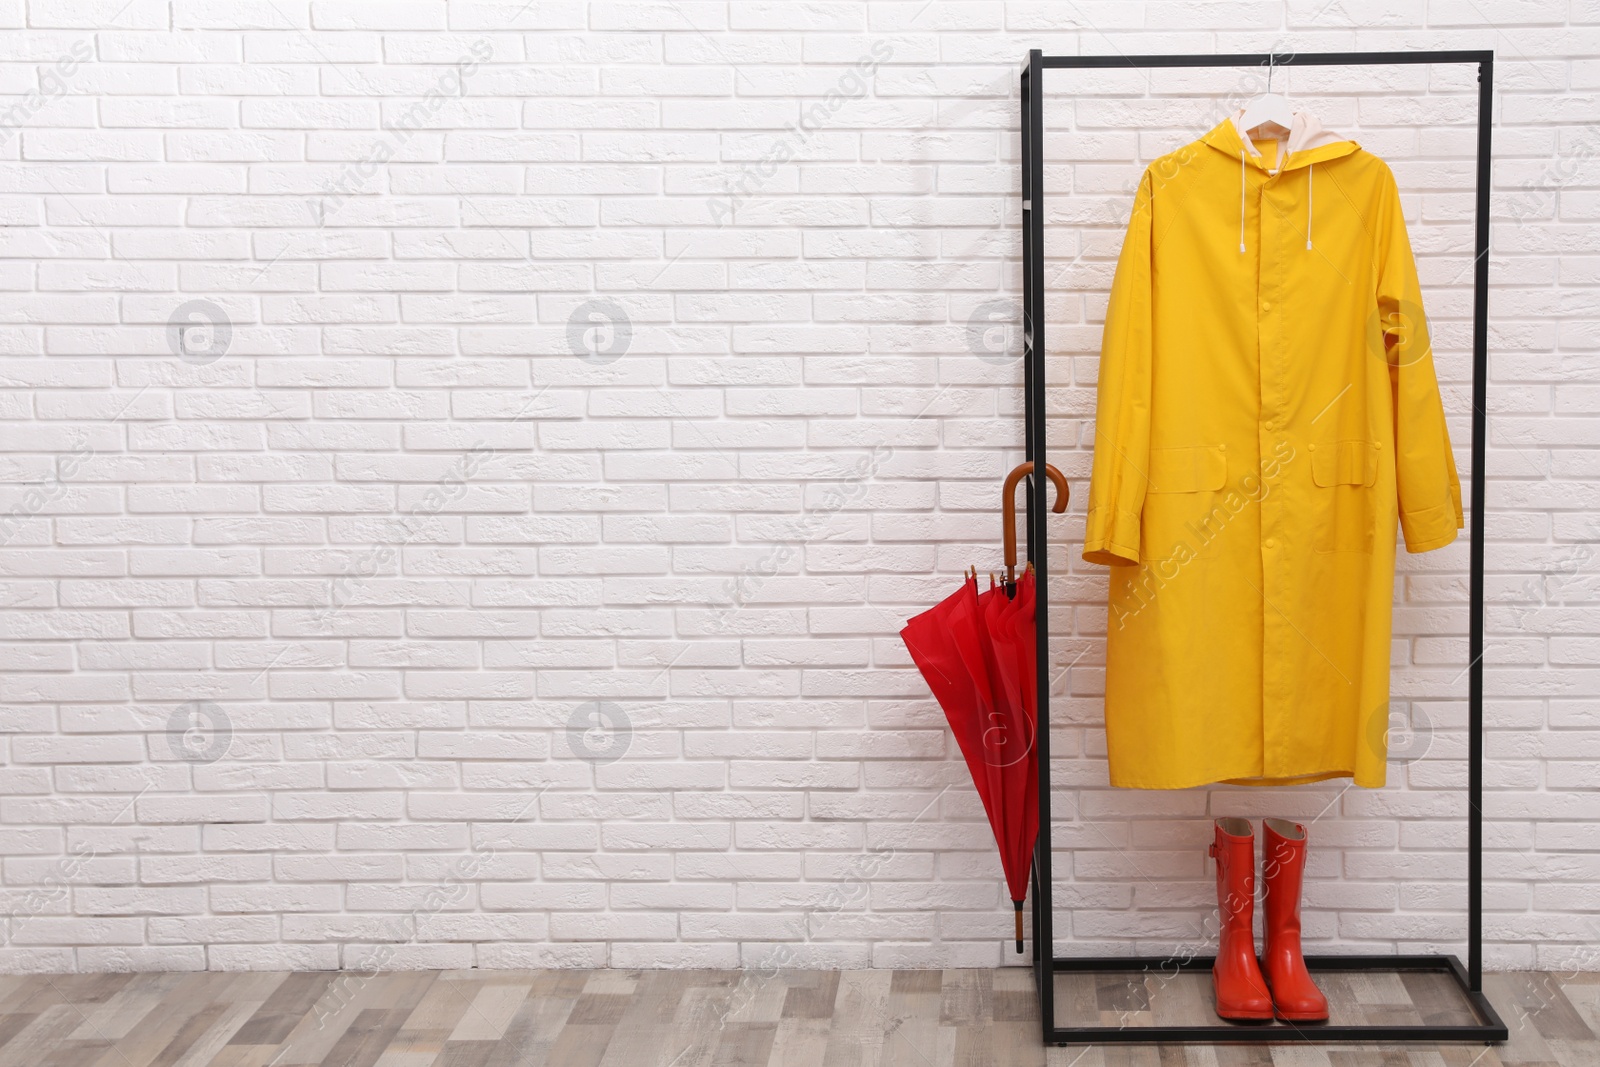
[0,0,1594,974]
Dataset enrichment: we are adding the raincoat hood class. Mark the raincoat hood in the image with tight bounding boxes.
[1201,109,1358,172]
[1200,111,1360,253]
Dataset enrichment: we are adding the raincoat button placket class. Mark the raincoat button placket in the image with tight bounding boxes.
[1258,178,1283,777]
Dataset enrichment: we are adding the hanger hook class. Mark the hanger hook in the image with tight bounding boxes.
[1267,53,1274,94]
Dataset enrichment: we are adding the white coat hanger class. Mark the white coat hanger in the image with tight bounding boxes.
[1238,53,1294,140]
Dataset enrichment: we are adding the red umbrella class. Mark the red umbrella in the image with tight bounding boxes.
[901,462,1067,953]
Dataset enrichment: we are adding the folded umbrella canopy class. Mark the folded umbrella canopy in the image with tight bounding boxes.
[900,462,1067,953]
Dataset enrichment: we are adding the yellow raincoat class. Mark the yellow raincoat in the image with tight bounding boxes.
[1083,113,1462,790]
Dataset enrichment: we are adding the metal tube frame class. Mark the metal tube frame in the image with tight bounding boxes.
[1020,48,1506,1046]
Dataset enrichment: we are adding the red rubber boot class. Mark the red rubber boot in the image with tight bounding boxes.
[1261,818,1329,1022]
[1209,818,1273,1022]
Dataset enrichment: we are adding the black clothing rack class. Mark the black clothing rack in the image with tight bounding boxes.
[1019,49,1507,1045]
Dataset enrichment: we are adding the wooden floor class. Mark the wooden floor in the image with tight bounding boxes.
[1,966,1595,1066]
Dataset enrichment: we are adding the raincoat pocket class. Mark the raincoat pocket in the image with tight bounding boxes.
[1140,445,1228,561]
[1310,440,1380,554]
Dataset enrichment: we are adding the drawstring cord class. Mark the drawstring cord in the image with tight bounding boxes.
[1239,149,1246,254]
[1305,162,1314,250]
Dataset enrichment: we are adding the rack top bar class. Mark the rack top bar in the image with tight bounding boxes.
[1038,50,1493,68]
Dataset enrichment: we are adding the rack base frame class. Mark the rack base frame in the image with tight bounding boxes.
[1019,48,1506,1047]
[1032,948,1508,1045]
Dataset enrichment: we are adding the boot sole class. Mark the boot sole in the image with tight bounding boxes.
[1215,1010,1274,1023]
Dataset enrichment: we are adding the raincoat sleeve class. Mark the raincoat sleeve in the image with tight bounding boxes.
[1376,168,1463,554]
[1083,167,1154,567]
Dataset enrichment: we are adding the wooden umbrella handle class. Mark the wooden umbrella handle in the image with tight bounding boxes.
[1002,462,1068,585]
